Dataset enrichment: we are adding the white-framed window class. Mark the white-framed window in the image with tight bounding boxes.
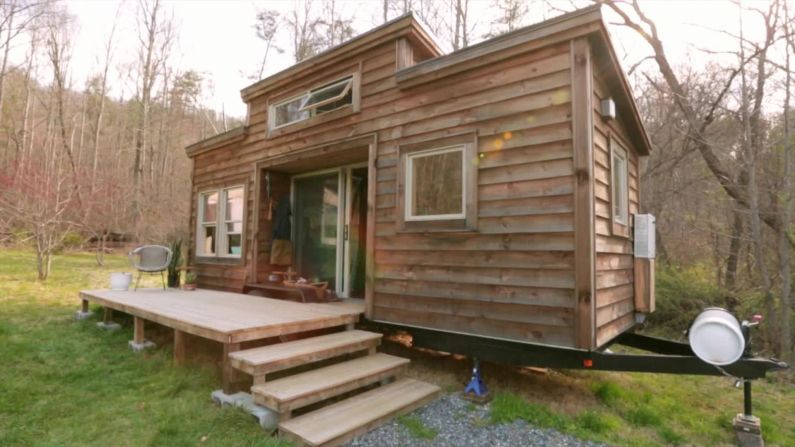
[197,186,244,258]
[270,75,354,129]
[404,145,466,221]
[611,141,629,225]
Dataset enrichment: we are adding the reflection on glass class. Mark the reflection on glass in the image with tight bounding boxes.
[294,173,339,287]
[203,226,216,255]
[227,234,241,255]
[202,192,218,223]
[226,187,244,221]
[410,149,463,217]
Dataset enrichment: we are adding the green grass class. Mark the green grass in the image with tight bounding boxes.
[490,370,795,447]
[397,415,438,440]
[0,248,291,447]
[2,248,794,447]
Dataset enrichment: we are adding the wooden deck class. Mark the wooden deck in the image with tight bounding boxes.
[80,288,364,343]
[79,288,365,392]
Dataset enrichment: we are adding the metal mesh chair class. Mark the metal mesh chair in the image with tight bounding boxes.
[128,245,173,290]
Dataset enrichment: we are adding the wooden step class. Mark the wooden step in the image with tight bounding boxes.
[278,378,440,447]
[252,353,409,413]
[228,330,381,377]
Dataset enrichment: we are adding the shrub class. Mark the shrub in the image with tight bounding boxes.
[644,263,735,337]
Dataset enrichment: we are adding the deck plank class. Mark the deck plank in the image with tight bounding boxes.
[229,330,382,375]
[252,353,408,412]
[278,378,440,447]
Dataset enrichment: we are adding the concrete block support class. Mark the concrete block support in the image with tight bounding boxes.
[210,390,279,430]
[128,340,156,352]
[733,414,764,447]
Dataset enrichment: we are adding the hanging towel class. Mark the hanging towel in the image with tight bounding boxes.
[272,199,291,240]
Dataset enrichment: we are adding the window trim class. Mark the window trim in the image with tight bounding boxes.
[404,145,467,222]
[196,185,245,260]
[609,135,630,233]
[268,73,359,132]
[397,132,478,232]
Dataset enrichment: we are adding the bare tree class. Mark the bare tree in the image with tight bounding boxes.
[778,0,793,362]
[286,0,323,62]
[320,0,355,48]
[485,0,528,38]
[252,9,281,80]
[132,0,174,224]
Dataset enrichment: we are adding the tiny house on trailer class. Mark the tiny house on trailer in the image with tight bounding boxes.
[185,5,654,353]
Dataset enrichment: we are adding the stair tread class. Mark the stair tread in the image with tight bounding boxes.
[228,330,381,374]
[279,378,440,447]
[252,353,408,404]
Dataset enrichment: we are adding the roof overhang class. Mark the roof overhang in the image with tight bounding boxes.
[185,126,248,158]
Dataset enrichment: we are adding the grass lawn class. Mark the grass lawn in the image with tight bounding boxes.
[1,248,793,447]
[0,248,291,447]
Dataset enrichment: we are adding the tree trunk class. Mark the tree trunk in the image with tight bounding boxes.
[779,3,793,362]
[725,209,743,290]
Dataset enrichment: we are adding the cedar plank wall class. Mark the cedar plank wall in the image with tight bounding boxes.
[191,38,581,347]
[592,70,639,347]
[372,41,577,347]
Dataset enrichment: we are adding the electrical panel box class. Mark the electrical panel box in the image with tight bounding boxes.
[634,214,656,259]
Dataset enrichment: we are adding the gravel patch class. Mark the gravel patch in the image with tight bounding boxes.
[345,393,609,447]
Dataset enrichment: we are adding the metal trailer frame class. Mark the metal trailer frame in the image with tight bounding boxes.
[364,321,789,420]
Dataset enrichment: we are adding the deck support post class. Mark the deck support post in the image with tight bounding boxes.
[128,316,155,352]
[222,342,244,394]
[733,379,764,447]
[174,329,187,365]
[75,299,94,320]
[96,307,121,330]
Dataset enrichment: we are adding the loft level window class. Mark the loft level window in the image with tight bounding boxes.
[271,75,354,129]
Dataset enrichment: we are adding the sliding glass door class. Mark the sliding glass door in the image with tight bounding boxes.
[292,165,368,298]
[293,171,341,290]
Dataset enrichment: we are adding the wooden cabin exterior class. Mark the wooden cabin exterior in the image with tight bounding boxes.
[185,5,653,352]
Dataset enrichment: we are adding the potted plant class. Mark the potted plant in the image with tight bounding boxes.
[183,271,198,291]
[167,238,183,288]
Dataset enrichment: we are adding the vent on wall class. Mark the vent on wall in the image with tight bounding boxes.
[600,98,616,120]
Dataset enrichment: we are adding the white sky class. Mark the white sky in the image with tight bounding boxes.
[56,0,778,119]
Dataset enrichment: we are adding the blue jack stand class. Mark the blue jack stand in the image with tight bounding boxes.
[462,357,491,403]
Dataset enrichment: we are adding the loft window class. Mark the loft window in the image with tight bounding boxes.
[300,77,353,112]
[197,186,244,258]
[405,145,466,221]
[611,140,629,225]
[270,75,354,129]
[273,96,310,128]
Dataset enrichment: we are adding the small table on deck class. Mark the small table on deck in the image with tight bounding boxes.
[79,288,364,393]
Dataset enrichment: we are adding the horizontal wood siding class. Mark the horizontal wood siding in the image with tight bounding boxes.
[592,70,640,347]
[190,36,586,347]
